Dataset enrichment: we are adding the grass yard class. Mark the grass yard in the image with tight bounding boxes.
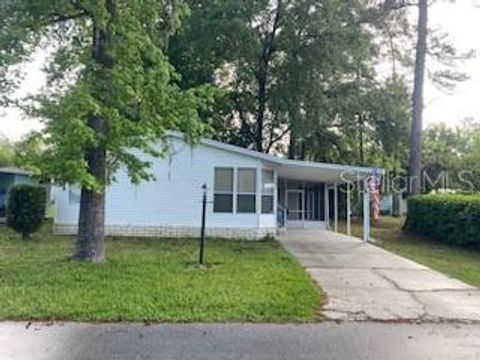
[0,224,323,322]
[339,217,480,287]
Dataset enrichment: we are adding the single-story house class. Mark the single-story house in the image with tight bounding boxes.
[54,133,381,240]
[0,167,36,218]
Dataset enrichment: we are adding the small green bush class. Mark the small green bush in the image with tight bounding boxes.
[7,185,46,239]
[405,193,480,249]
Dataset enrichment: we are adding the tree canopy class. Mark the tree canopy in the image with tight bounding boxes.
[0,135,16,167]
[1,0,211,189]
[0,0,212,260]
[168,0,412,170]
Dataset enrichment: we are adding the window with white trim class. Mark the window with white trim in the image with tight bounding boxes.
[261,169,274,213]
[237,168,256,213]
[213,168,234,213]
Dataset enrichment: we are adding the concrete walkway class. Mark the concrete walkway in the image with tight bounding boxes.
[278,230,480,322]
[1,322,480,360]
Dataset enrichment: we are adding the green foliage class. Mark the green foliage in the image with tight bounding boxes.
[6,185,46,239]
[460,128,480,191]
[317,76,411,170]
[405,193,480,249]
[0,224,323,322]
[8,133,44,173]
[421,121,480,192]
[170,1,376,150]
[0,0,212,191]
[0,136,16,167]
[168,0,411,170]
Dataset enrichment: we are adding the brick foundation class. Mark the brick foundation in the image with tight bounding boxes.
[53,223,276,241]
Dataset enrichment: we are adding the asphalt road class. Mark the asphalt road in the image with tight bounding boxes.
[1,322,480,360]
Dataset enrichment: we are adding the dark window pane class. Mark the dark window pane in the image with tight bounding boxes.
[262,195,274,214]
[237,194,256,213]
[214,194,233,213]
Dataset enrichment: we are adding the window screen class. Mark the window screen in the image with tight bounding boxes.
[237,168,256,213]
[214,168,234,213]
[261,169,274,213]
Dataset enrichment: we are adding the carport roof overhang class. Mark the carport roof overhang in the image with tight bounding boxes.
[275,160,381,184]
[168,132,384,183]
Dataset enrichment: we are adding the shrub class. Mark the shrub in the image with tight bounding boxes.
[7,185,46,239]
[405,193,480,249]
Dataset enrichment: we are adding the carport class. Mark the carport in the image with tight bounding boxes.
[275,159,383,242]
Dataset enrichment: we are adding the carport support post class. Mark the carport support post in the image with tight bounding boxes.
[363,188,370,242]
[346,185,351,237]
[324,185,330,230]
[334,184,338,233]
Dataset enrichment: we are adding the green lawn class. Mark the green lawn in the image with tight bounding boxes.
[0,224,323,322]
[339,217,480,287]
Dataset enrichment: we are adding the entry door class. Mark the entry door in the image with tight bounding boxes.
[286,190,304,220]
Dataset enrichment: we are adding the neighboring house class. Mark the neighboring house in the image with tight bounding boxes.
[55,133,381,240]
[380,194,408,216]
[380,194,393,215]
[0,167,35,218]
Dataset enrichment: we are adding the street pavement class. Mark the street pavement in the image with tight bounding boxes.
[1,322,480,360]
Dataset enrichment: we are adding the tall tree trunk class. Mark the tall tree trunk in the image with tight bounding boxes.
[256,59,267,152]
[255,1,282,153]
[288,132,296,159]
[358,113,365,166]
[74,119,106,262]
[299,139,306,161]
[408,0,428,194]
[74,1,114,262]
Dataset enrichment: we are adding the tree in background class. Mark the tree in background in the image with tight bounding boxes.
[169,0,385,154]
[0,1,211,262]
[422,120,480,192]
[406,0,473,194]
[168,0,414,172]
[408,0,428,194]
[0,136,16,167]
[461,128,480,192]
[422,123,462,191]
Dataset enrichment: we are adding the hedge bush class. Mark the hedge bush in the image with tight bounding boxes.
[405,193,480,249]
[7,184,46,239]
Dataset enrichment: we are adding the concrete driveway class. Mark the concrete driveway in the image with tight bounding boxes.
[278,230,480,322]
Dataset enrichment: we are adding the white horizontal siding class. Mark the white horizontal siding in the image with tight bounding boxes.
[55,138,276,234]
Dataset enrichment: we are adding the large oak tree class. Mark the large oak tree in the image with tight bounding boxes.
[0,0,211,262]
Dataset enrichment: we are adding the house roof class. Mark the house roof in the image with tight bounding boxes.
[0,167,31,176]
[168,132,384,184]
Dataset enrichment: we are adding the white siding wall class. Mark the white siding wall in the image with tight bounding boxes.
[55,138,277,239]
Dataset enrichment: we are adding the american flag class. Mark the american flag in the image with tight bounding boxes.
[369,168,381,221]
